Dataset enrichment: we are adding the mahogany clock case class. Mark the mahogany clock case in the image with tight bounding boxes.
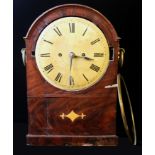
[14,0,142,149]
[24,3,119,146]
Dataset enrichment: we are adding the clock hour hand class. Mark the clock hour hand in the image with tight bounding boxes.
[75,55,94,60]
[82,56,94,60]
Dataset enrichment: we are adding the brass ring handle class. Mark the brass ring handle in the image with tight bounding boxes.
[21,48,26,66]
[117,74,137,145]
[118,48,125,68]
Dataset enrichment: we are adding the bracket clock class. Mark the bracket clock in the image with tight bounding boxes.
[21,4,136,146]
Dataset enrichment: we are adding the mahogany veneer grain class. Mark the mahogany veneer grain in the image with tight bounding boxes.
[24,4,119,146]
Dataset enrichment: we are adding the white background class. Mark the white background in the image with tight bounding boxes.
[0,0,13,154]
[142,0,155,154]
[0,0,152,154]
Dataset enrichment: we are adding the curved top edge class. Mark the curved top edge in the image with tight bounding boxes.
[25,3,118,39]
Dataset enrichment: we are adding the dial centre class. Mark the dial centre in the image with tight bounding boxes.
[69,52,75,58]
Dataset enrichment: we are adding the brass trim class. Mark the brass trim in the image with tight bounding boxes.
[21,48,26,65]
[118,48,125,68]
[117,74,137,145]
[60,110,86,122]
[105,84,118,88]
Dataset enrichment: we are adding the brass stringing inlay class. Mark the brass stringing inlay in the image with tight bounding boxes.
[60,110,86,122]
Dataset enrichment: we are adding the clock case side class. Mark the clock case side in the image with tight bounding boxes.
[24,4,120,146]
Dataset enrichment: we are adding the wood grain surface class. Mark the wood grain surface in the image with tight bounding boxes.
[24,4,119,146]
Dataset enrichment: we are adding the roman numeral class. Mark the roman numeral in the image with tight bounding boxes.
[44,64,53,73]
[40,53,50,57]
[55,73,62,82]
[53,27,62,36]
[91,38,100,45]
[82,74,89,81]
[69,76,74,85]
[69,23,75,33]
[94,53,104,57]
[90,64,100,72]
[82,28,88,36]
[43,39,53,45]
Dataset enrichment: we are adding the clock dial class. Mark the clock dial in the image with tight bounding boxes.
[35,17,109,91]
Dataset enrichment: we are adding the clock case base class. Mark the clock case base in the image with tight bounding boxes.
[27,135,118,146]
[27,95,118,146]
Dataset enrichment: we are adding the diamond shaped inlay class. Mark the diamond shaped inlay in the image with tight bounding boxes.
[60,110,86,122]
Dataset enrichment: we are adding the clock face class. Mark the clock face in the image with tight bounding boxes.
[35,17,109,91]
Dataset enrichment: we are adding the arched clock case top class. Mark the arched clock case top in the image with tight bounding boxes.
[23,4,120,146]
[24,4,119,97]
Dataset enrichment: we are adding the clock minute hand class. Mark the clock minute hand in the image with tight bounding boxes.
[69,52,75,70]
[69,52,75,85]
